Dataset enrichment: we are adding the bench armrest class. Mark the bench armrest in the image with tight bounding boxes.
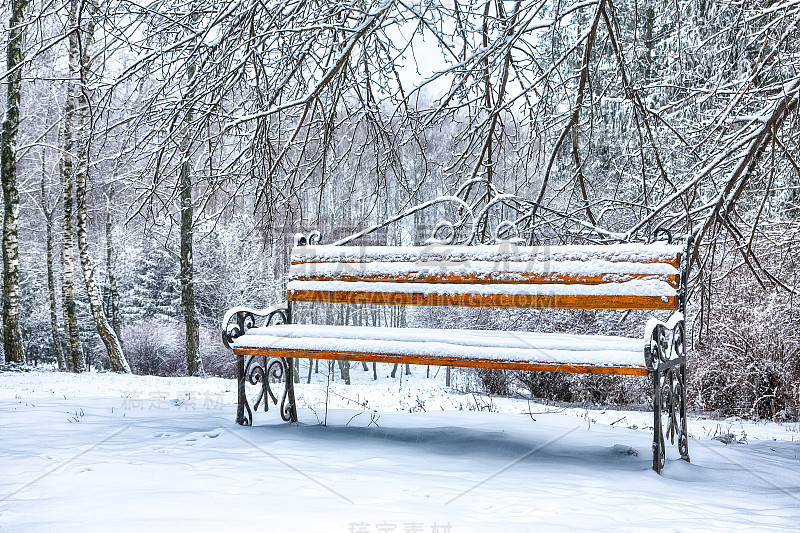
[221,303,289,349]
[644,311,685,371]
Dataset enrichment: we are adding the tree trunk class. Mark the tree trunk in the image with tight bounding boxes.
[74,0,130,373]
[61,148,83,373]
[644,5,655,83]
[41,162,65,371]
[180,61,204,377]
[61,0,84,373]
[337,359,350,384]
[76,169,129,372]
[1,0,29,364]
[105,189,122,342]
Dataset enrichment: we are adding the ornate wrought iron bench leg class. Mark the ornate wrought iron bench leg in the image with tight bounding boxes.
[679,361,690,463]
[282,357,298,423]
[236,350,252,426]
[652,367,665,474]
[223,305,291,426]
[648,316,690,473]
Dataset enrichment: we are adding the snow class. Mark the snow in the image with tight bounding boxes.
[645,312,685,344]
[287,279,677,298]
[291,243,684,265]
[234,324,647,368]
[289,258,679,281]
[2,370,799,532]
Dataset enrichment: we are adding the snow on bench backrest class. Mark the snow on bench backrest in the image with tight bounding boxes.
[287,243,682,311]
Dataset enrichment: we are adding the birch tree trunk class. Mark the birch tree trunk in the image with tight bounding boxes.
[60,0,83,373]
[76,167,129,371]
[74,0,130,373]
[1,0,29,364]
[105,190,122,342]
[61,156,83,371]
[180,61,203,377]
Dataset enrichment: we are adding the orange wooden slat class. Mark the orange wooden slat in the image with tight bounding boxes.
[233,347,650,376]
[291,271,680,288]
[287,289,679,310]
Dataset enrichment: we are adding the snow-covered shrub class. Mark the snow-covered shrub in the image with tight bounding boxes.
[691,294,800,421]
[514,371,572,402]
[124,320,182,376]
[199,326,235,378]
[514,371,650,405]
[690,251,800,421]
[572,375,650,405]
[121,321,234,378]
[475,368,511,396]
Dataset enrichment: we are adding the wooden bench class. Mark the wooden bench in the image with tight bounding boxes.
[222,186,692,473]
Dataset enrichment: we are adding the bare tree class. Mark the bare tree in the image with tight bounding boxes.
[60,0,85,372]
[180,57,203,377]
[72,0,130,373]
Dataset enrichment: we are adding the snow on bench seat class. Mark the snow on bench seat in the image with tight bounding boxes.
[290,259,679,286]
[291,243,683,266]
[232,324,649,376]
[287,279,678,310]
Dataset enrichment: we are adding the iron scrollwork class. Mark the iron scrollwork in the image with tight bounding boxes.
[294,231,322,247]
[646,314,690,473]
[331,178,628,247]
[242,355,297,425]
[221,304,298,426]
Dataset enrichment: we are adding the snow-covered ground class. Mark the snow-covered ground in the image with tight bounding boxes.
[1,367,799,532]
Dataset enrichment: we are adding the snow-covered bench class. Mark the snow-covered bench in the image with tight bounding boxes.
[222,183,692,473]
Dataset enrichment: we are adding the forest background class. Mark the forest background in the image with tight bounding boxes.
[1,0,798,421]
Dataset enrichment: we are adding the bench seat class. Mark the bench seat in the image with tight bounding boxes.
[231,324,649,376]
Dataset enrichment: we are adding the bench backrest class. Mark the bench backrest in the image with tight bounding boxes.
[287,243,683,310]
